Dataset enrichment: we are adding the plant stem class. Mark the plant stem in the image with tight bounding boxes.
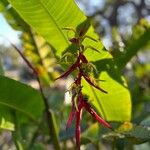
[12,111,24,150]
[11,43,61,150]
[35,75,60,150]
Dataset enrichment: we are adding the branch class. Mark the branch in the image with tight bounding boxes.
[9,42,61,150]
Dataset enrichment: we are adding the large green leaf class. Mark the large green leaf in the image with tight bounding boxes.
[0,106,14,130]
[8,0,131,121]
[0,57,14,130]
[0,0,63,84]
[8,0,86,56]
[82,71,131,121]
[0,75,44,120]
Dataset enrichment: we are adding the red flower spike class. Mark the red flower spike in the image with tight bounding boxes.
[74,71,82,85]
[66,92,111,150]
[55,56,80,80]
[69,38,79,45]
[75,94,85,150]
[66,105,76,130]
[66,85,82,130]
[66,92,78,130]
[82,72,107,93]
[83,101,112,129]
[79,53,88,63]
[79,28,85,37]
[76,110,82,150]
[57,27,111,150]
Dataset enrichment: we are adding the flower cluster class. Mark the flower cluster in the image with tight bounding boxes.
[56,28,112,150]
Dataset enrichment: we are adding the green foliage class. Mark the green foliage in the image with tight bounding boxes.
[0,75,44,121]
[0,106,14,130]
[102,122,150,148]
[0,0,58,84]
[82,72,131,121]
[81,123,99,144]
[115,19,150,69]
[8,0,86,56]
[1,0,150,149]
[8,0,131,122]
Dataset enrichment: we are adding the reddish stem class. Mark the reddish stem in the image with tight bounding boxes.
[66,103,76,130]
[55,56,80,80]
[74,71,82,85]
[76,109,81,150]
[79,53,88,63]
[82,72,107,93]
[75,95,84,150]
[69,38,79,45]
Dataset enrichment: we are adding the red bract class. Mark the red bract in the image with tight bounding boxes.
[79,52,88,63]
[82,72,108,93]
[83,101,112,129]
[55,56,80,80]
[66,104,76,129]
[75,105,82,150]
[66,92,112,150]
[69,38,79,45]
[56,53,107,93]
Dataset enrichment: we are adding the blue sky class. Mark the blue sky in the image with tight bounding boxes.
[0,14,20,45]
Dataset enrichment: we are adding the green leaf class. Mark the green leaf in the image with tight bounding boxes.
[1,0,65,84]
[140,117,150,127]
[81,123,99,144]
[8,0,131,121]
[118,123,150,144]
[0,56,14,131]
[8,0,86,56]
[0,2,5,12]
[0,106,14,130]
[0,57,13,131]
[103,122,150,144]
[0,75,44,120]
[82,59,131,121]
[125,125,150,142]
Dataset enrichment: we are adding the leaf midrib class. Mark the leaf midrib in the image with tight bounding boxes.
[39,0,69,45]
[0,101,36,121]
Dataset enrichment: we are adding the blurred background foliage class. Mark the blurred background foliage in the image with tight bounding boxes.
[0,0,59,85]
[0,0,150,149]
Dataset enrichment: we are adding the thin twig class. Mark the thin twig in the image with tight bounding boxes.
[9,42,61,150]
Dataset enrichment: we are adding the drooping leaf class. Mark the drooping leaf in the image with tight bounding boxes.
[125,125,150,142]
[8,0,131,121]
[0,75,44,120]
[103,122,150,144]
[140,117,150,127]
